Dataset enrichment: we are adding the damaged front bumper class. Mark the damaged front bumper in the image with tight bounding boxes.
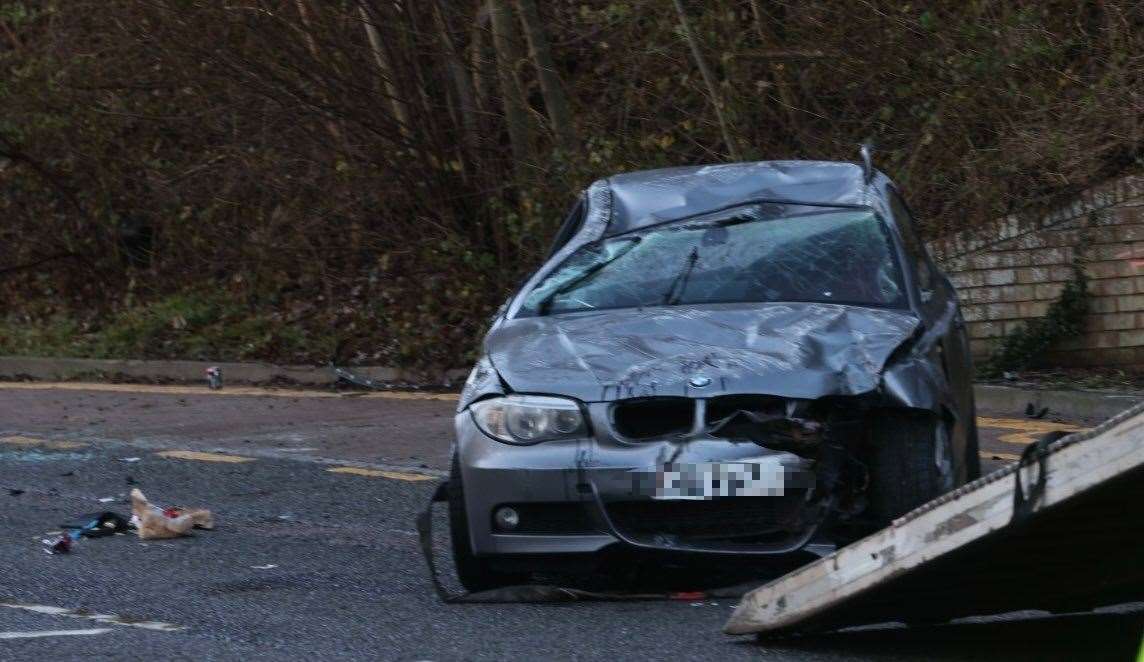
[455,400,842,558]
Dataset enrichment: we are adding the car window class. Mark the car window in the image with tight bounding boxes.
[887,190,933,293]
[518,205,907,317]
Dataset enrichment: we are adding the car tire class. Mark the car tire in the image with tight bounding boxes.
[866,412,951,524]
[447,455,527,592]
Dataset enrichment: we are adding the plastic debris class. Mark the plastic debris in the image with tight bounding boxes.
[130,488,214,540]
[61,512,130,538]
[251,564,278,570]
[119,457,142,463]
[97,497,116,503]
[46,533,76,555]
[45,512,129,555]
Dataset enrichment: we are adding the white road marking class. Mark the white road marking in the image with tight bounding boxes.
[0,628,112,640]
[0,603,187,632]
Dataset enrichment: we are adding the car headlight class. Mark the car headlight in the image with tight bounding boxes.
[469,395,587,445]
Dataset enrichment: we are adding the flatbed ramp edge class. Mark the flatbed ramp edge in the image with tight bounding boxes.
[725,402,1144,636]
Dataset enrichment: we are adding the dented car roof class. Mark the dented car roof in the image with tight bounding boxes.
[604,160,872,235]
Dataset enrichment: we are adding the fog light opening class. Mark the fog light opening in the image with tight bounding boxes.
[494,506,520,531]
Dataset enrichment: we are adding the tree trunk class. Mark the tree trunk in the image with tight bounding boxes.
[488,0,534,173]
[432,0,479,156]
[670,0,740,161]
[514,0,575,152]
[358,2,412,141]
[293,0,346,148]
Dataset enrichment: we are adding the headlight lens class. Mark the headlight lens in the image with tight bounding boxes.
[469,395,587,444]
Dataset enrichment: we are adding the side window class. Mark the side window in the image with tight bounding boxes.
[887,190,934,294]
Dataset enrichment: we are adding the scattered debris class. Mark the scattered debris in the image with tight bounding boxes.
[130,488,214,540]
[46,533,76,555]
[62,512,130,538]
[206,366,223,390]
[45,512,129,555]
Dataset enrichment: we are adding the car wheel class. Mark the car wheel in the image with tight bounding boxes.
[447,455,527,592]
[866,412,952,524]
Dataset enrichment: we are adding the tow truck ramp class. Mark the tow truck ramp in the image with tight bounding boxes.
[725,402,1144,636]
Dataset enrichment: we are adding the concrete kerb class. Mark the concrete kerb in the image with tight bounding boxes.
[973,383,1143,424]
[2,356,1140,423]
[0,356,469,388]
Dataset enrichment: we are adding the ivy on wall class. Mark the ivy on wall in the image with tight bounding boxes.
[983,263,1090,376]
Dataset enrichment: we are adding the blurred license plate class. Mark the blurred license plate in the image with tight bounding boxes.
[654,461,788,500]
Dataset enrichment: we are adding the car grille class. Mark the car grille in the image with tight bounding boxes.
[606,495,806,540]
[611,397,694,439]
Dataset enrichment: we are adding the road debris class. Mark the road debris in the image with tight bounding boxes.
[62,512,130,538]
[206,366,223,390]
[251,564,278,570]
[119,457,142,463]
[130,488,215,540]
[44,512,129,555]
[8,488,23,496]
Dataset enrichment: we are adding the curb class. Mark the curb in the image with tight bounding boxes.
[973,384,1143,423]
[0,355,468,387]
[2,356,1138,423]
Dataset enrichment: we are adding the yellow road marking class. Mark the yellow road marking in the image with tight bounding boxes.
[976,416,1085,445]
[156,450,254,463]
[0,435,87,450]
[0,381,457,402]
[327,466,434,481]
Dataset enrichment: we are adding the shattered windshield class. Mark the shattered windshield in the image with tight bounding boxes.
[519,206,906,317]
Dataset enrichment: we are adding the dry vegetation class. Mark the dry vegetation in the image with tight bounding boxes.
[1,1,1141,372]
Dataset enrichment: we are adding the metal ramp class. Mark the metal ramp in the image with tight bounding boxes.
[725,402,1144,636]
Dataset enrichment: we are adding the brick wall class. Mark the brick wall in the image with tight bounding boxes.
[928,174,1144,369]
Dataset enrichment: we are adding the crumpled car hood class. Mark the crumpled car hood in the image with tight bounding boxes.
[487,303,920,402]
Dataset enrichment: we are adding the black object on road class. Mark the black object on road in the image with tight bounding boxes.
[61,511,130,538]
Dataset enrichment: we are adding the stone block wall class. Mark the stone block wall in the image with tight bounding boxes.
[929,174,1144,369]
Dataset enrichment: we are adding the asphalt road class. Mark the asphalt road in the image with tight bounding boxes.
[0,382,1140,661]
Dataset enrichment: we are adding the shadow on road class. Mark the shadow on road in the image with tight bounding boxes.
[742,609,1143,662]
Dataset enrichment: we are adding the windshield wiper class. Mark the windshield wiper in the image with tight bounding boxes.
[536,237,640,315]
[662,246,699,305]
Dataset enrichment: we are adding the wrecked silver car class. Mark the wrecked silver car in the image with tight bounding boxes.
[449,159,980,590]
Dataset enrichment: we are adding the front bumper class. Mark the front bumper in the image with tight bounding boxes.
[455,406,820,557]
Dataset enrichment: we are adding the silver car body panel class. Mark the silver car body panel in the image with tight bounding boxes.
[453,159,978,558]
